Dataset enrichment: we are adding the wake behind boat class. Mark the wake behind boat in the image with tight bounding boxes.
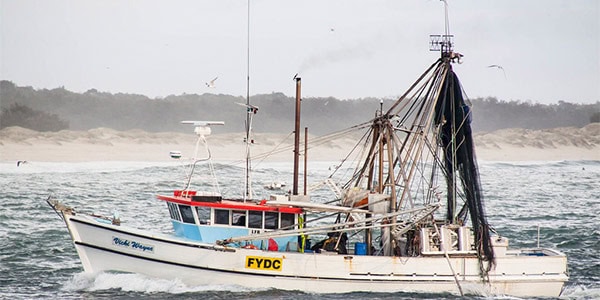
[47,17,567,298]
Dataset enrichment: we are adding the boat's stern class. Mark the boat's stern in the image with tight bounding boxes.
[486,236,569,297]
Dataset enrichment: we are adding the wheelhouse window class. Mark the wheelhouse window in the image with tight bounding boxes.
[281,213,295,230]
[264,212,279,230]
[209,208,297,229]
[248,211,262,229]
[167,202,181,221]
[196,207,210,224]
[179,205,196,224]
[214,209,230,225]
[232,210,246,227]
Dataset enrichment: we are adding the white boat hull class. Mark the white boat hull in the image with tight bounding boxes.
[62,213,567,297]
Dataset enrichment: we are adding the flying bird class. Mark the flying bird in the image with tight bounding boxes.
[487,65,506,79]
[16,160,28,167]
[205,76,218,88]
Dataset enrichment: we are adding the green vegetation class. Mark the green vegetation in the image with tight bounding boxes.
[0,80,598,134]
[0,102,69,131]
[590,112,600,123]
[470,98,599,131]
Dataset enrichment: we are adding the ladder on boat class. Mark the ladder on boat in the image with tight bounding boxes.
[325,178,342,198]
[308,178,343,198]
[390,204,439,240]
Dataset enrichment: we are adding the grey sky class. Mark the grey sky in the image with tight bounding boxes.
[1,0,598,104]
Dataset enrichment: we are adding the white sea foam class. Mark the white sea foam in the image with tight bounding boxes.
[560,285,600,299]
[0,161,179,174]
[63,272,268,294]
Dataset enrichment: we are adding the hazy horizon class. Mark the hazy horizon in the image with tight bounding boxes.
[1,1,599,104]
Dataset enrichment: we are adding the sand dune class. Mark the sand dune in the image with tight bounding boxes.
[1,124,598,162]
[473,123,599,161]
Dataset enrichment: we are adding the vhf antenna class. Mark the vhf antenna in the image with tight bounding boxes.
[429,0,454,59]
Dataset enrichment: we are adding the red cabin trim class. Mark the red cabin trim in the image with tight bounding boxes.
[156,195,303,214]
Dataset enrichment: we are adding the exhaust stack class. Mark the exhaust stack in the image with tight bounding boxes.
[293,77,301,195]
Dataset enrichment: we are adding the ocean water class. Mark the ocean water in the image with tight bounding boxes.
[0,159,598,299]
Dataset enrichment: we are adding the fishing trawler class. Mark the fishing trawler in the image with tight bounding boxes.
[47,19,568,297]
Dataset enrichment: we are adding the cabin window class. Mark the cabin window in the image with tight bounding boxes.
[214,209,230,225]
[196,207,210,224]
[281,213,295,230]
[167,202,181,221]
[248,211,263,229]
[167,203,175,219]
[232,210,246,227]
[264,212,278,230]
[179,205,196,224]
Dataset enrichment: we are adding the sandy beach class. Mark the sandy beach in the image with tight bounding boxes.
[1,124,599,163]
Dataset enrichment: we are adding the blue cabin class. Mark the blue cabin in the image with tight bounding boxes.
[157,190,303,252]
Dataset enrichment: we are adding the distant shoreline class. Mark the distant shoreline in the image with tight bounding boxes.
[1,124,599,163]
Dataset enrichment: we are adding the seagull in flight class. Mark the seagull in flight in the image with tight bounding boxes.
[487,65,506,79]
[17,160,28,167]
[205,76,218,88]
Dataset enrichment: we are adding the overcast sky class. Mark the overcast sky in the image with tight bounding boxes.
[1,0,599,104]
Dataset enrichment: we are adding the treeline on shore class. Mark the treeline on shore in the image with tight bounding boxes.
[1,80,599,134]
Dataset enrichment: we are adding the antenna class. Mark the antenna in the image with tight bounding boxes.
[429,35,454,54]
[246,0,251,111]
[181,120,224,139]
[429,0,455,59]
[178,121,224,193]
[441,0,450,37]
[244,0,252,201]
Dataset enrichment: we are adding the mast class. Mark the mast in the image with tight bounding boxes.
[244,0,252,200]
[429,0,456,219]
[429,0,494,266]
[292,76,301,195]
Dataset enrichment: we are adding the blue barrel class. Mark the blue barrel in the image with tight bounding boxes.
[354,242,367,255]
